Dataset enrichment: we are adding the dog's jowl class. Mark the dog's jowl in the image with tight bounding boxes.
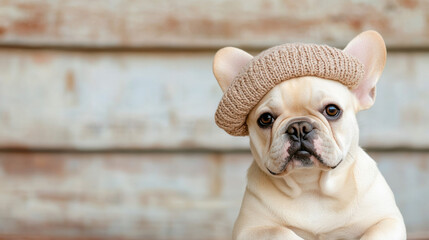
[213,31,406,240]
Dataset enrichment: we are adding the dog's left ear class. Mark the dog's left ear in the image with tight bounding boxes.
[344,30,386,111]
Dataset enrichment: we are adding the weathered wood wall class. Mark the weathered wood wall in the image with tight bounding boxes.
[0,0,428,239]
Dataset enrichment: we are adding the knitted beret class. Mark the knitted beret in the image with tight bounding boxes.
[215,43,365,136]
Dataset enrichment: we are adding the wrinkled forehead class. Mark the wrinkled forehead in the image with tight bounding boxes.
[250,76,352,116]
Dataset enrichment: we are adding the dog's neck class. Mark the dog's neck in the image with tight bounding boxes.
[284,168,323,193]
[268,168,325,198]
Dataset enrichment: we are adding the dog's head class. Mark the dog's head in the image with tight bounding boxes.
[213,31,386,176]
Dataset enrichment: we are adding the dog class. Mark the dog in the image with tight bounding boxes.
[212,31,406,239]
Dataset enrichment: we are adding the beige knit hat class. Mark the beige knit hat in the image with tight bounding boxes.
[215,43,365,136]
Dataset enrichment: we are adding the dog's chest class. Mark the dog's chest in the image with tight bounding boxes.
[271,192,366,239]
[275,192,350,224]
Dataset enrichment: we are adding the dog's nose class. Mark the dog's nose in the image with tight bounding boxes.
[286,121,314,141]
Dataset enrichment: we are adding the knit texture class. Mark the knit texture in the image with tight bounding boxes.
[215,43,365,136]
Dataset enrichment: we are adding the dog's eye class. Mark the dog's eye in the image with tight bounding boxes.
[257,113,274,128]
[324,104,341,119]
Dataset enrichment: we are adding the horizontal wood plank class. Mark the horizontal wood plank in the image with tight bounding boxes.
[0,151,427,238]
[0,49,428,150]
[0,0,428,48]
[0,152,250,240]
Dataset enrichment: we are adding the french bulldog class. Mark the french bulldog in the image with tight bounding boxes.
[213,31,406,239]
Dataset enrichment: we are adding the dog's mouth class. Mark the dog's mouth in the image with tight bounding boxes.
[292,146,318,162]
[266,146,338,176]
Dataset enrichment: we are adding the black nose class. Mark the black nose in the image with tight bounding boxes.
[286,121,314,141]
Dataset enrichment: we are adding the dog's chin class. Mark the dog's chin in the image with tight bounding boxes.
[266,154,334,176]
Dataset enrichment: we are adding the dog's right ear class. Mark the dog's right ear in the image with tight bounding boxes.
[213,47,253,92]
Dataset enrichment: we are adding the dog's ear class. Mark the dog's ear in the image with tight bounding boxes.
[213,47,253,92]
[344,30,386,111]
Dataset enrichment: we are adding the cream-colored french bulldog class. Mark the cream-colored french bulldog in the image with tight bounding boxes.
[213,31,406,239]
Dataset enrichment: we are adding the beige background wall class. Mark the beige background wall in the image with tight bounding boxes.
[0,0,428,239]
